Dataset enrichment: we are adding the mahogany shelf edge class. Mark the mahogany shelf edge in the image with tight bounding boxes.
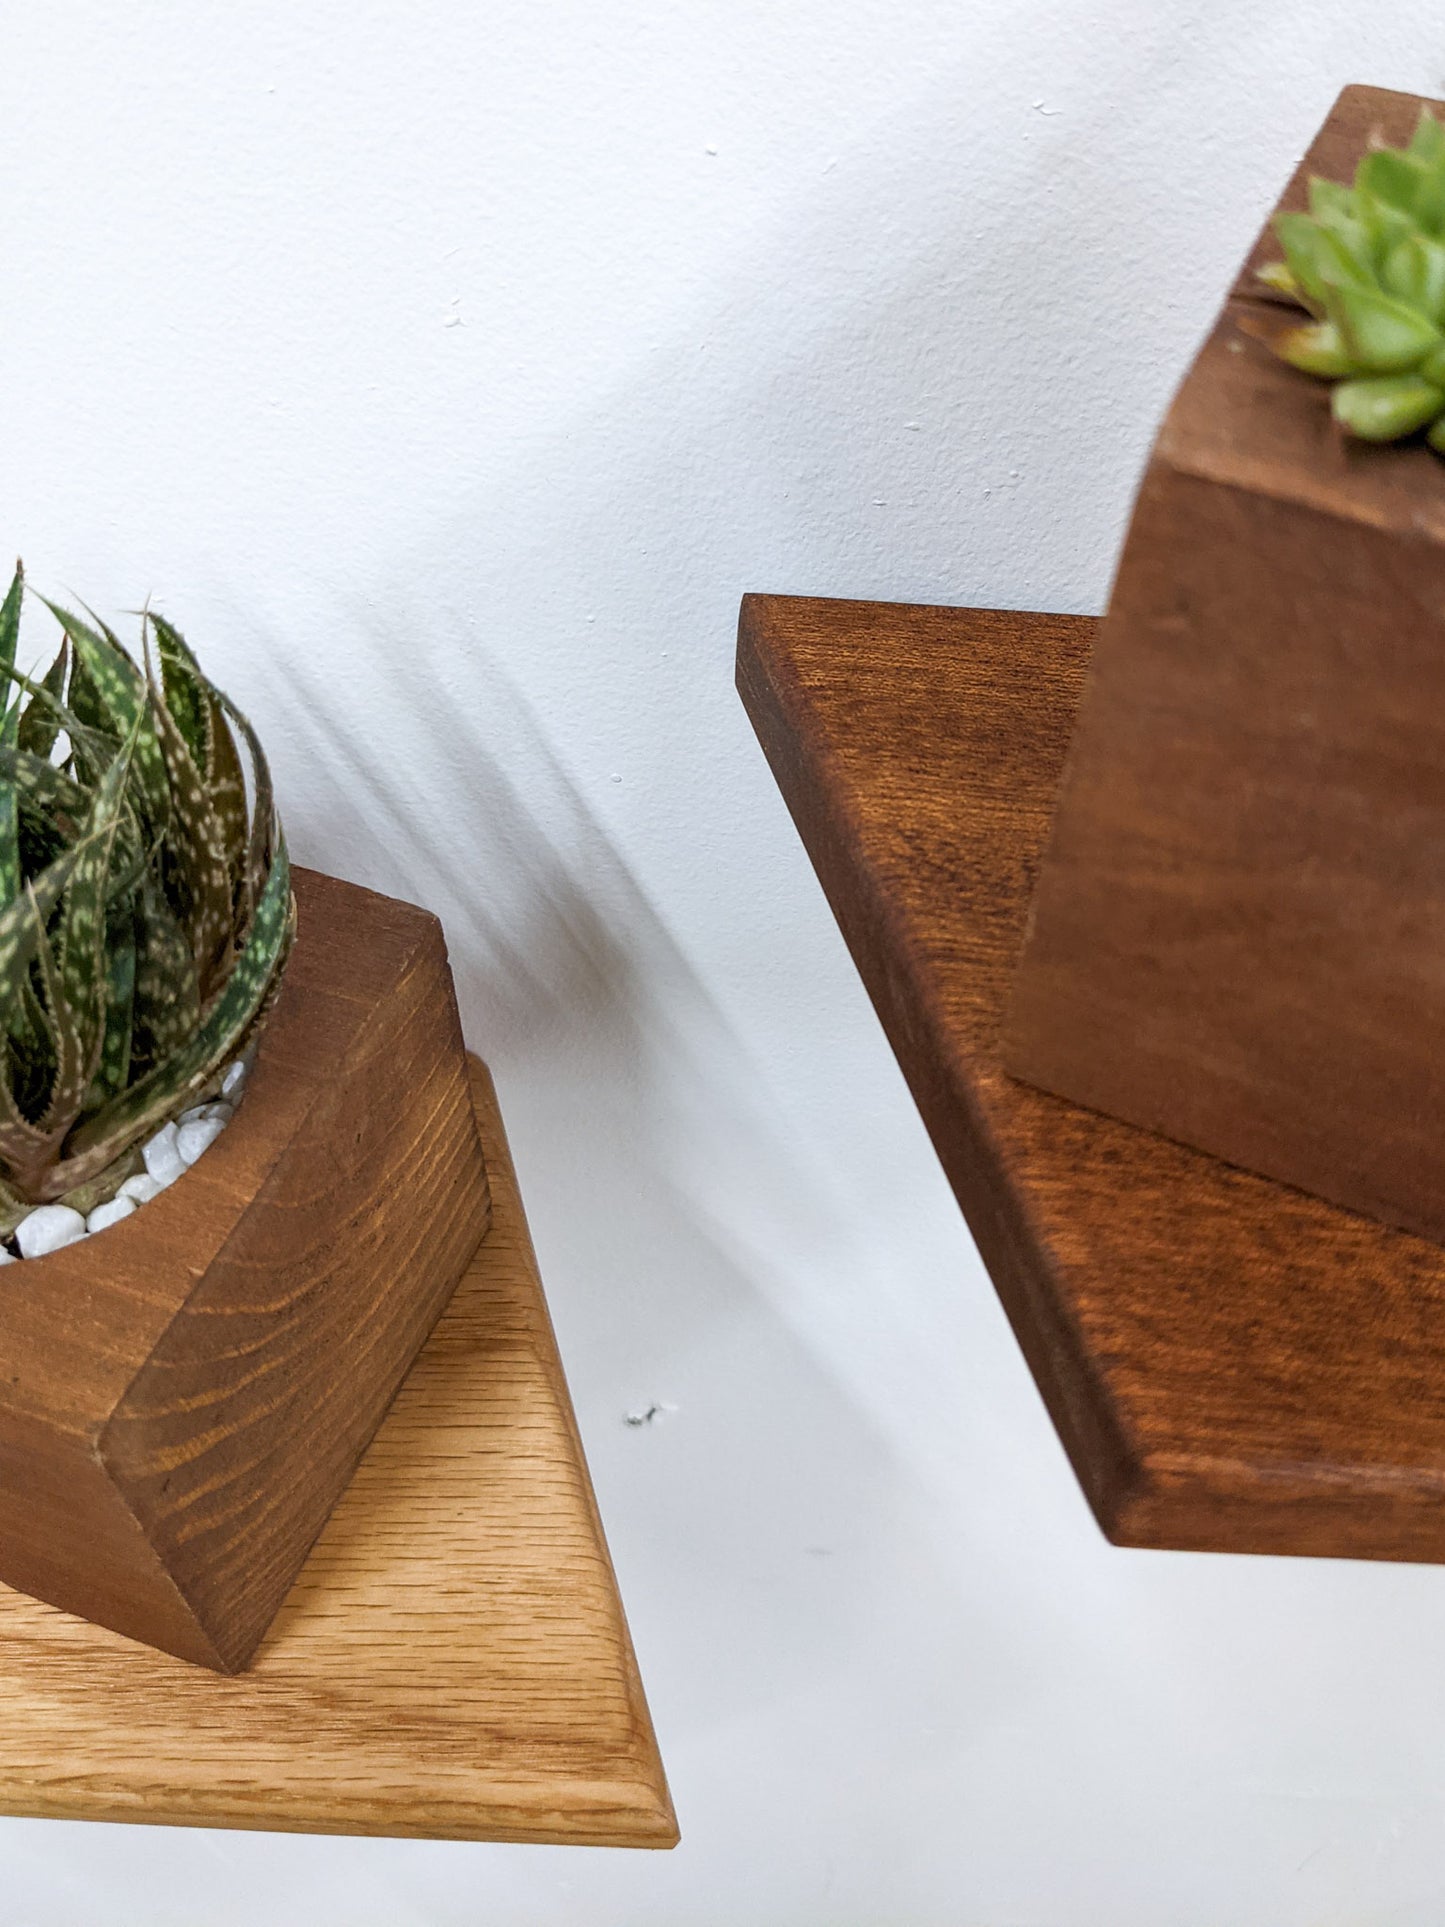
[738,591,1445,1567]
[0,1058,678,1848]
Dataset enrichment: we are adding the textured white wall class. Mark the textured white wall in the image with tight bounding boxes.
[3,5,1445,1923]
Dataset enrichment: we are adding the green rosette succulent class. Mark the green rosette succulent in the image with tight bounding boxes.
[1260,108,1445,448]
[0,565,294,1231]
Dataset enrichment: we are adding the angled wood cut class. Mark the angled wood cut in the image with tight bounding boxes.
[0,864,491,1671]
[0,1060,676,1847]
[739,593,1445,1564]
[1003,83,1445,1243]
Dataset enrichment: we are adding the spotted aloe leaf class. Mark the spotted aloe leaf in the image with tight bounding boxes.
[149,610,248,906]
[0,564,25,915]
[39,599,170,833]
[0,825,116,1187]
[66,834,293,1173]
[85,901,136,1108]
[0,572,293,1208]
[130,869,201,1078]
[41,714,142,1134]
[143,628,236,1001]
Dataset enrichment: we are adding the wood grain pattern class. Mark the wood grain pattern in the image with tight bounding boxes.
[740,593,1445,1565]
[0,1059,677,1847]
[1004,84,1445,1245]
[0,867,491,1671]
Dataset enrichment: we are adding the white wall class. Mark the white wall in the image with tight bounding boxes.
[2,5,1444,1922]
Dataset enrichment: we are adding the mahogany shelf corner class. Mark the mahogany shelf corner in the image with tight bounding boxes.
[739,591,1445,1566]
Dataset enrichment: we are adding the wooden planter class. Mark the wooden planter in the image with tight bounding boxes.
[1003,83,1445,1243]
[0,865,491,1672]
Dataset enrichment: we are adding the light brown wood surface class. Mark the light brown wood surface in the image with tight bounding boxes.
[739,592,1445,1566]
[0,1058,677,1846]
[0,866,491,1672]
[1004,84,1445,1245]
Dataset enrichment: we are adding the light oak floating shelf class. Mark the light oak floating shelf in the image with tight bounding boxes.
[0,1059,677,1848]
[739,594,1445,1567]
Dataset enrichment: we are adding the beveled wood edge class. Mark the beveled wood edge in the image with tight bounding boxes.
[0,1779,680,1850]
[464,1056,679,1849]
[736,595,1146,1536]
[0,1058,678,1850]
[739,593,1445,1565]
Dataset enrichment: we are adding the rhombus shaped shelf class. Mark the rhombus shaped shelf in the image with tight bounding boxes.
[739,593,1445,1567]
[0,1059,676,1847]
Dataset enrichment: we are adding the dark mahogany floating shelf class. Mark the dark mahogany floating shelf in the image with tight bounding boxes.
[739,593,1445,1566]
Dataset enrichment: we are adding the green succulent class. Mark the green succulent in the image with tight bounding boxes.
[1260,108,1445,448]
[0,564,293,1232]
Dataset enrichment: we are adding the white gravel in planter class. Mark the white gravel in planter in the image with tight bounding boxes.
[86,1195,136,1234]
[16,1205,88,1259]
[5,1054,253,1263]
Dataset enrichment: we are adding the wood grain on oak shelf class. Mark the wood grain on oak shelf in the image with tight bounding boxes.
[0,1059,676,1848]
[739,593,1445,1567]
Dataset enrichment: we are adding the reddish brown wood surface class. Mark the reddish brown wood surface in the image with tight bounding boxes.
[0,866,491,1670]
[740,593,1445,1564]
[0,1061,676,1848]
[1004,84,1445,1244]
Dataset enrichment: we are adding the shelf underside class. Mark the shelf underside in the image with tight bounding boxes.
[0,1059,677,1847]
[739,593,1445,1565]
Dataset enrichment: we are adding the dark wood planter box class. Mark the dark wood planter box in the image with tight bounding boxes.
[1003,84,1445,1243]
[0,865,491,1671]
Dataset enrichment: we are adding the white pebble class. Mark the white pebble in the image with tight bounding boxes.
[118,1173,162,1205]
[16,1205,88,1258]
[178,1105,210,1126]
[221,1060,248,1101]
[0,1248,16,1265]
[87,1195,137,1234]
[176,1116,224,1166]
[142,1123,185,1187]
[204,1102,235,1125]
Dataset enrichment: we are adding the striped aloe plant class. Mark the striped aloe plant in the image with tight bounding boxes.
[0,564,294,1231]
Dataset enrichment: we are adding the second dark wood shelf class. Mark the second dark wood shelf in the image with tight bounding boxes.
[739,592,1445,1566]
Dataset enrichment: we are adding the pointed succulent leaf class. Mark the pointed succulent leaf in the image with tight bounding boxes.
[1322,279,1441,373]
[47,717,142,1130]
[1356,148,1428,216]
[29,885,89,1141]
[1331,373,1445,441]
[1309,176,1358,223]
[0,743,90,822]
[0,577,292,1203]
[1383,233,1445,322]
[129,870,201,1075]
[1255,260,1302,301]
[39,599,170,830]
[1356,191,1419,272]
[215,687,277,938]
[0,822,114,1164]
[148,611,213,771]
[68,836,293,1165]
[149,613,250,890]
[0,564,25,913]
[1409,110,1445,165]
[1273,213,1369,310]
[1275,319,1356,378]
[84,903,135,1108]
[1415,153,1445,236]
[15,637,68,760]
[206,695,248,889]
[0,659,126,781]
[146,645,236,997]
